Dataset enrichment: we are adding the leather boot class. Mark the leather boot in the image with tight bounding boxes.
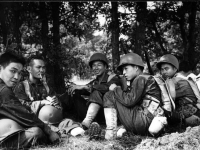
[104,108,117,140]
[82,103,100,128]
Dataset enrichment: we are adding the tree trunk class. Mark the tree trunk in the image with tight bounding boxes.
[187,2,197,70]
[135,2,147,56]
[51,2,65,94]
[111,2,120,73]
[0,3,8,47]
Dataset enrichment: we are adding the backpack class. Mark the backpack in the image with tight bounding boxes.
[174,73,200,109]
[148,76,176,136]
[153,76,176,114]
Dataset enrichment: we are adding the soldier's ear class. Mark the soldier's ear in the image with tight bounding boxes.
[135,66,139,71]
[173,67,178,72]
[26,66,31,73]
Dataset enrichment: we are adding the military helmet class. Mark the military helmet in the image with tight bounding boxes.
[38,105,63,125]
[88,53,108,68]
[156,54,179,70]
[117,53,144,72]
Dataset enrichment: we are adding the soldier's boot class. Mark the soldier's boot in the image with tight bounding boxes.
[104,107,117,140]
[82,103,100,128]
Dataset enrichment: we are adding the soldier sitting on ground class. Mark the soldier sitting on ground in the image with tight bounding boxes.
[14,55,85,137]
[156,54,200,127]
[102,52,166,139]
[61,53,122,133]
[0,52,60,149]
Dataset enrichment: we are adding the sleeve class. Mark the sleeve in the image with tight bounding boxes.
[113,76,147,107]
[14,83,43,114]
[89,75,121,94]
[92,83,109,94]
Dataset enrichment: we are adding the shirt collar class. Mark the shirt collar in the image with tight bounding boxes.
[27,78,43,86]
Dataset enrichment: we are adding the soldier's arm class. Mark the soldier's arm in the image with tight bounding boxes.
[113,76,147,107]
[91,75,122,94]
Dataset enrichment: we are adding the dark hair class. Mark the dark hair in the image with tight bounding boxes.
[179,60,190,72]
[27,55,45,66]
[0,52,25,68]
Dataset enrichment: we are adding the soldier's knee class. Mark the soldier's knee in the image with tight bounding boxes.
[103,91,115,107]
[29,127,44,139]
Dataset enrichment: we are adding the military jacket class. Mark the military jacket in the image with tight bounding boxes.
[14,79,60,115]
[86,71,121,94]
[112,74,162,108]
[0,79,45,141]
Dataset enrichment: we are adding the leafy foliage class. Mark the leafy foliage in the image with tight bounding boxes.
[0,2,199,92]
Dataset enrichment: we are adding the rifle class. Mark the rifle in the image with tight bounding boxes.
[120,39,128,54]
[144,50,154,75]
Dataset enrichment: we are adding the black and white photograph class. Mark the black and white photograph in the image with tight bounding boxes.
[0,1,200,150]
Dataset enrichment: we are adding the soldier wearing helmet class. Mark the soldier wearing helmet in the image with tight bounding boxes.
[156,54,179,80]
[66,52,121,134]
[157,54,200,127]
[0,52,60,149]
[102,52,165,139]
[14,55,85,137]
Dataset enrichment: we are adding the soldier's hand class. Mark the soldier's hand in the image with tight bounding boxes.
[49,131,60,143]
[109,84,117,91]
[68,85,86,95]
[46,96,59,106]
[41,100,51,105]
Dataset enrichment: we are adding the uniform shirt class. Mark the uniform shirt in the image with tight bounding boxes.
[172,76,197,118]
[112,74,161,107]
[14,79,60,115]
[87,71,122,94]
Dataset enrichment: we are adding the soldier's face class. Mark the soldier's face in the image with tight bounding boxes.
[122,65,137,81]
[0,62,23,87]
[160,63,177,79]
[92,61,106,76]
[28,59,46,79]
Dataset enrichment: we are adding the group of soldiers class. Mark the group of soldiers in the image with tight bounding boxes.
[0,51,200,149]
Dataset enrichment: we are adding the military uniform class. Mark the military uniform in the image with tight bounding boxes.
[14,79,80,135]
[170,75,200,125]
[0,79,49,149]
[102,53,165,139]
[61,53,121,128]
[61,71,121,123]
[104,74,163,135]
[156,54,200,126]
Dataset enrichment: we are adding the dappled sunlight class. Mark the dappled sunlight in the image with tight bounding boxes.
[69,75,92,85]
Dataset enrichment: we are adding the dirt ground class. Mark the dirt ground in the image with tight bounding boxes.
[31,125,200,150]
